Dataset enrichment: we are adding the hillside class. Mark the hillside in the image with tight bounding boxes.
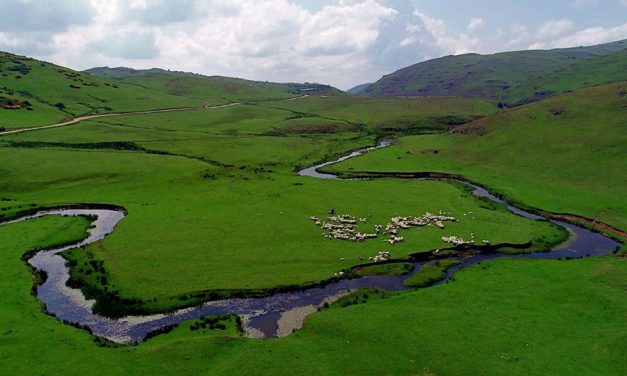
[85,67,342,102]
[0,52,343,131]
[347,83,372,94]
[84,67,199,79]
[359,39,627,105]
[0,52,201,129]
[506,48,627,105]
[329,81,627,233]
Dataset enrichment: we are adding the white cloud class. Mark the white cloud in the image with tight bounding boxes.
[22,0,400,89]
[467,18,485,32]
[90,29,159,60]
[399,36,418,47]
[406,23,421,33]
[505,25,531,48]
[413,11,480,54]
[1,0,626,89]
[536,19,576,39]
[529,22,627,49]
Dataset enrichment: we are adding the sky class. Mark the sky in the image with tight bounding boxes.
[1,0,626,90]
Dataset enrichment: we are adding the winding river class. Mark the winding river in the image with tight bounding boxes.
[1,141,621,344]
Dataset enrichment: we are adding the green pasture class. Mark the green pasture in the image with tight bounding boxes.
[0,216,624,375]
[0,141,562,314]
[0,55,625,376]
[330,83,627,232]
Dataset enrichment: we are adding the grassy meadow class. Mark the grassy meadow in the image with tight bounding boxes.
[329,83,627,233]
[0,216,624,375]
[0,95,562,314]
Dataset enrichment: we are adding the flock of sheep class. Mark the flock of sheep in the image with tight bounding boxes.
[310,211,492,265]
[309,210,495,265]
[310,211,458,245]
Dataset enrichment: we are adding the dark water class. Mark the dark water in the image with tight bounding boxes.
[2,141,620,344]
[297,139,392,179]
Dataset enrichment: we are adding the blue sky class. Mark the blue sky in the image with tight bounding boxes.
[412,0,627,31]
[0,0,626,89]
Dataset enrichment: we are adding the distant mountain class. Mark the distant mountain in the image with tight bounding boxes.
[85,67,343,101]
[346,83,373,95]
[84,67,199,79]
[358,39,627,106]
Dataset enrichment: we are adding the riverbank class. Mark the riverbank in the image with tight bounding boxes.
[2,216,625,375]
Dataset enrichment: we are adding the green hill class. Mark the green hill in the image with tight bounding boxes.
[346,83,373,95]
[330,81,627,234]
[85,67,343,103]
[359,39,627,105]
[0,52,343,131]
[0,52,201,130]
[506,48,627,105]
[83,67,199,79]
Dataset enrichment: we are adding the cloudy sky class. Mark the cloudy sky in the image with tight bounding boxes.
[1,0,626,89]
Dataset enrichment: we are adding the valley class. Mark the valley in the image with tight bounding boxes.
[0,35,625,376]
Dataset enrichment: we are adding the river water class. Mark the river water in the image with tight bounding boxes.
[2,141,620,344]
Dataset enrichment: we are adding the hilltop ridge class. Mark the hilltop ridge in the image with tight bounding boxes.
[356,39,627,105]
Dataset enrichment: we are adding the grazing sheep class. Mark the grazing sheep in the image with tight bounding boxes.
[310,211,458,246]
[441,235,474,246]
[370,251,391,262]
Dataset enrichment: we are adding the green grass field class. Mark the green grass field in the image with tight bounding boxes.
[403,259,460,288]
[261,95,496,134]
[0,97,564,310]
[330,83,627,234]
[1,216,624,375]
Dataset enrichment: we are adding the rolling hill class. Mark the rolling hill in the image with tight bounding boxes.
[0,52,342,130]
[357,39,627,106]
[346,83,373,94]
[0,51,204,129]
[506,48,627,105]
[85,67,342,103]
